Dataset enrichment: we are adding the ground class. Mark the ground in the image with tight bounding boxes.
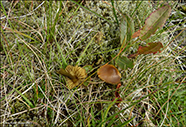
[0,1,185,126]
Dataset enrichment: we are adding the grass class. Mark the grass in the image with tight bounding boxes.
[0,1,185,126]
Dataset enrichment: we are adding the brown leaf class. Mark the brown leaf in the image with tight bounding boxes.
[128,42,163,58]
[138,42,163,55]
[132,29,141,38]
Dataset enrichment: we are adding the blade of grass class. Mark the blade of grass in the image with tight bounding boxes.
[8,84,34,108]
[107,115,119,127]
[131,1,143,17]
[98,99,117,127]
[55,39,67,68]
[76,33,98,65]
[4,27,38,42]
[90,106,96,126]
[111,0,119,25]
[0,84,21,102]
[115,117,135,127]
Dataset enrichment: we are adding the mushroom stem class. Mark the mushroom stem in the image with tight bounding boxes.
[57,68,78,83]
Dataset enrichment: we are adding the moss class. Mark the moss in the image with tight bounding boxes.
[1,1,184,126]
[54,1,155,65]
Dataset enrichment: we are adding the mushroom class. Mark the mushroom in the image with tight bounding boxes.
[57,65,87,89]
[97,64,121,85]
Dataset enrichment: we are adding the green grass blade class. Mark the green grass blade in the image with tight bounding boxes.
[8,84,34,108]
[76,33,96,65]
[98,99,117,127]
[111,0,119,25]
[115,117,135,127]
[55,40,67,68]
[90,106,96,126]
[131,1,143,17]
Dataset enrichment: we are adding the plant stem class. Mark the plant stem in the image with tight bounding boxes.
[57,68,78,83]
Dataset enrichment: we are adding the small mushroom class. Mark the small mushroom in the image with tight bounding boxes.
[57,65,87,89]
[97,64,121,85]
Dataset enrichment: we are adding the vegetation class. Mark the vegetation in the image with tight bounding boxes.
[0,1,185,126]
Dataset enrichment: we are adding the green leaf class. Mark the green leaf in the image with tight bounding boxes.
[116,56,134,70]
[120,14,134,46]
[139,5,171,40]
[82,65,92,86]
[83,65,93,73]
[138,42,163,55]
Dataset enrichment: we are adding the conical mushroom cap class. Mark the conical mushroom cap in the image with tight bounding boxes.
[97,64,121,85]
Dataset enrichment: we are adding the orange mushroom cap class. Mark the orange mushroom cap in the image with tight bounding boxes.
[97,64,121,85]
